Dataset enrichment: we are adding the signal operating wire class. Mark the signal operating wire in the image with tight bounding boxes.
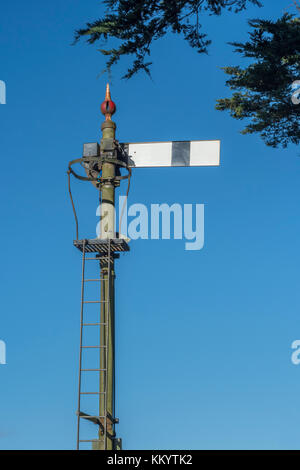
[68,152,131,241]
[68,169,79,240]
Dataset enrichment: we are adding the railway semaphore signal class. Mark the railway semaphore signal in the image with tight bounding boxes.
[68,84,220,450]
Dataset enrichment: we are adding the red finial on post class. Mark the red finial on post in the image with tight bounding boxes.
[101,83,116,121]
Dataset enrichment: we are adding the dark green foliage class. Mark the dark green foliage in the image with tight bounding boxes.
[216,14,300,148]
[74,0,262,79]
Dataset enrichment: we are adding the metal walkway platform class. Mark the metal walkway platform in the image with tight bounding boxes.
[73,238,130,254]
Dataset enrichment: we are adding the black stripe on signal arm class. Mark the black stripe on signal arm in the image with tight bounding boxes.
[171,141,190,166]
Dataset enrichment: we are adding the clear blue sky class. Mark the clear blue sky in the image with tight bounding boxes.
[1,0,300,450]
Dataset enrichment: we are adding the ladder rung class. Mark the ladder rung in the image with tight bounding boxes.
[83,300,107,304]
[84,279,106,282]
[79,440,103,443]
[79,415,106,419]
[81,346,107,349]
[84,256,114,260]
[81,368,107,371]
[80,392,106,395]
[82,323,107,326]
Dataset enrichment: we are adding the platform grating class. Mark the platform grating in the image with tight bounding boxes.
[73,238,129,254]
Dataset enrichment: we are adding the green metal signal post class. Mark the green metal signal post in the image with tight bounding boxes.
[70,85,130,450]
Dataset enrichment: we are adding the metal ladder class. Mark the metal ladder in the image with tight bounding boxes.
[76,240,113,450]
